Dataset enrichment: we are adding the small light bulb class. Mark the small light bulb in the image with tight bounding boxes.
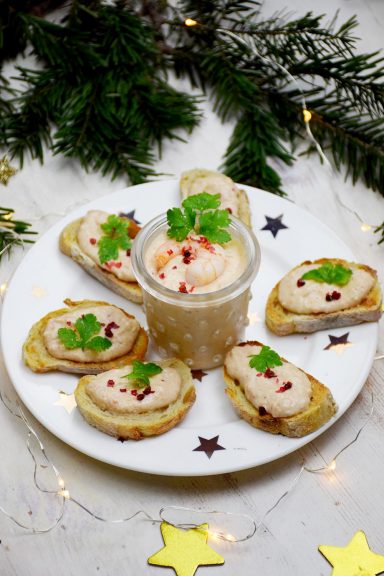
[361,223,372,232]
[0,283,7,296]
[58,489,70,499]
[185,18,198,27]
[225,533,236,542]
[58,477,65,489]
[303,109,312,123]
[328,460,336,472]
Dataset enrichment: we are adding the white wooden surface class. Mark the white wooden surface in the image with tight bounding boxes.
[0,1,384,574]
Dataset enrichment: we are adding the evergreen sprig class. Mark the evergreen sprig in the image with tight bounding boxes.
[0,207,37,261]
[374,222,384,244]
[1,0,384,233]
[1,3,201,183]
[170,2,384,197]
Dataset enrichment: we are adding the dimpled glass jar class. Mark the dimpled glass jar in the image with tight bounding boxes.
[131,214,261,370]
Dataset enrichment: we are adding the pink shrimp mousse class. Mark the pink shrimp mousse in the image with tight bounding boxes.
[145,232,247,294]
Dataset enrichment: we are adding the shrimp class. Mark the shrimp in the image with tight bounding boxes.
[154,240,182,270]
[185,252,225,287]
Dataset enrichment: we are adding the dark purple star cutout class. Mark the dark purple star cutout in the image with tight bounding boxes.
[191,369,208,382]
[261,214,288,238]
[119,210,141,225]
[324,332,351,350]
[193,436,226,459]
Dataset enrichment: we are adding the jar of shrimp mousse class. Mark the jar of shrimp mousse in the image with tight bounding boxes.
[131,214,260,370]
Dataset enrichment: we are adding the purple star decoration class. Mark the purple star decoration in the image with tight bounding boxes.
[324,332,351,350]
[119,209,141,225]
[261,214,288,238]
[191,369,208,382]
[193,436,226,459]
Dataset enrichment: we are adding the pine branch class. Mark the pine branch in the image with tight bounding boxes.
[1,0,384,216]
[240,12,359,60]
[222,108,292,194]
[1,4,201,183]
[0,207,37,262]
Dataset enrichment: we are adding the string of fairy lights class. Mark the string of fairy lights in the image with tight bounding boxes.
[0,379,377,540]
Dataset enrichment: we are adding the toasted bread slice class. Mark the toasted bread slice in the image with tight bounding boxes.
[224,341,337,438]
[60,216,142,304]
[180,168,252,227]
[266,259,382,336]
[23,299,148,374]
[75,358,196,440]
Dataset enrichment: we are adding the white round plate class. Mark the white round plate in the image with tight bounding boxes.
[1,181,378,476]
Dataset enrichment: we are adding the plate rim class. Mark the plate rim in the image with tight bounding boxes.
[1,180,379,476]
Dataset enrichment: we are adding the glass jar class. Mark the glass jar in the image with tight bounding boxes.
[131,214,261,370]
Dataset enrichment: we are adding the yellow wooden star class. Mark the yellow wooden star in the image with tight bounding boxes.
[54,391,77,414]
[148,522,224,576]
[319,531,384,576]
[0,156,17,186]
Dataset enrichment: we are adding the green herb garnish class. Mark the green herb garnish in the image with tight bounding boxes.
[124,360,163,388]
[167,192,231,244]
[248,346,283,373]
[98,214,132,265]
[301,262,353,286]
[58,314,112,352]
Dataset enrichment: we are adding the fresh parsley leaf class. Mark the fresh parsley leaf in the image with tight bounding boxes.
[85,336,113,351]
[98,214,132,265]
[124,360,163,388]
[57,313,112,352]
[75,313,100,343]
[248,346,283,373]
[57,328,79,349]
[182,192,221,212]
[166,192,231,244]
[166,207,195,241]
[301,262,353,286]
[199,209,231,243]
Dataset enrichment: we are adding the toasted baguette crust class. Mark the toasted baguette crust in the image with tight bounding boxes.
[59,218,143,304]
[75,358,196,440]
[224,341,337,438]
[265,259,382,335]
[23,299,148,374]
[179,168,252,227]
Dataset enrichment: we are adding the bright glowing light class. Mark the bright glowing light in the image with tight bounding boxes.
[224,533,236,542]
[185,18,198,27]
[328,460,337,472]
[0,283,7,296]
[209,530,236,542]
[303,109,312,123]
[58,477,65,489]
[58,489,70,499]
[361,223,372,232]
